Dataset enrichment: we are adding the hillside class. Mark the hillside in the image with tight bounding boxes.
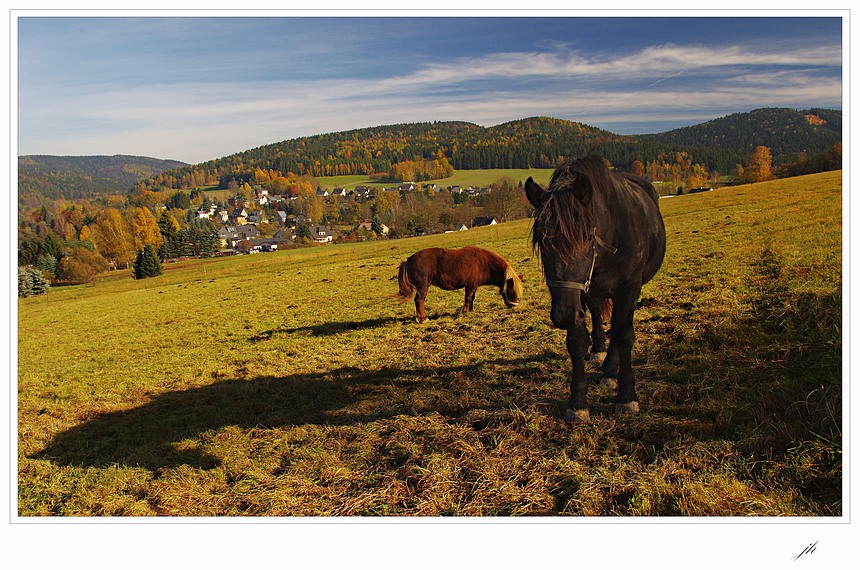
[18,108,841,206]
[638,107,842,166]
[133,108,840,193]
[17,154,187,208]
[18,171,842,517]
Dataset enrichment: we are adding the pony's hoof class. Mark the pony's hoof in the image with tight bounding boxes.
[615,401,640,415]
[565,408,590,424]
[587,351,606,364]
[599,377,618,389]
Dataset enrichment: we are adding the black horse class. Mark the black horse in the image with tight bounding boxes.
[525,155,666,423]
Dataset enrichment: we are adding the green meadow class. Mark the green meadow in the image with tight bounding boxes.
[17,171,841,516]
[316,168,556,190]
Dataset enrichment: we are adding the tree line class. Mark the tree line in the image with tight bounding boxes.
[17,142,841,294]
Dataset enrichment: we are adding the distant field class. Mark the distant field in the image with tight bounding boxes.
[18,171,841,516]
[316,168,556,190]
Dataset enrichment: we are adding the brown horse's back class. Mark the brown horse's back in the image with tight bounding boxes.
[406,246,510,289]
[395,247,522,321]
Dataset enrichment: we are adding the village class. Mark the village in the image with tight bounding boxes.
[197,183,503,255]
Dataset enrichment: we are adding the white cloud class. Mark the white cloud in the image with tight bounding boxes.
[17,42,842,163]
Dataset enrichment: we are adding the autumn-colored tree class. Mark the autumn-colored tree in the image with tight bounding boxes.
[743,146,774,183]
[90,208,135,269]
[127,207,164,252]
[630,160,645,177]
[56,247,110,284]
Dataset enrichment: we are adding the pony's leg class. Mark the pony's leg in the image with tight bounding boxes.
[565,324,591,423]
[414,287,430,323]
[462,285,477,313]
[610,284,642,414]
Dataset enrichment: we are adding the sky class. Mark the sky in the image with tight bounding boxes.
[15,13,844,165]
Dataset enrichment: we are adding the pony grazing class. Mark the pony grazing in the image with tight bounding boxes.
[396,246,523,323]
[525,155,666,423]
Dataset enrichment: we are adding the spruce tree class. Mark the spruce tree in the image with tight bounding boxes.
[133,244,163,279]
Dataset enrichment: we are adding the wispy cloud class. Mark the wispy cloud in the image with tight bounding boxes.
[17,21,843,163]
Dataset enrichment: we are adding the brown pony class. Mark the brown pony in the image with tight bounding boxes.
[395,246,523,323]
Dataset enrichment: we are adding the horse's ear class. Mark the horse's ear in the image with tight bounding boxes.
[524,177,544,209]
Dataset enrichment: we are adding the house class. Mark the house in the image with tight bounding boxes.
[230,208,248,225]
[353,186,371,200]
[331,187,350,198]
[316,189,330,197]
[274,228,296,241]
[355,221,389,236]
[195,204,217,220]
[248,210,268,224]
[311,225,334,244]
[471,216,499,227]
[273,211,288,225]
[216,210,230,223]
[218,224,260,249]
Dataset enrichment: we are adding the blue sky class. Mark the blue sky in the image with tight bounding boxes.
[16,14,844,164]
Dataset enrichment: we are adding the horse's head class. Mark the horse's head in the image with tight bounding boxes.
[501,268,524,308]
[526,158,606,328]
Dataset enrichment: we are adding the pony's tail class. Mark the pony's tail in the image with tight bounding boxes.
[601,299,613,323]
[391,260,415,303]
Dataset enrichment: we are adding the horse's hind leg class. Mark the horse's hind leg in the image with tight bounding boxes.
[462,285,477,313]
[585,295,608,364]
[414,287,430,323]
[609,285,641,414]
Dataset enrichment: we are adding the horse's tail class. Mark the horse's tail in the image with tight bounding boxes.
[392,260,415,303]
[601,299,613,322]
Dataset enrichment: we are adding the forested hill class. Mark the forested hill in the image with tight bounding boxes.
[136,107,840,192]
[18,155,187,207]
[637,108,842,167]
[19,108,840,203]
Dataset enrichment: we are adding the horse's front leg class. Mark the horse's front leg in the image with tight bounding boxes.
[462,285,477,313]
[565,324,591,423]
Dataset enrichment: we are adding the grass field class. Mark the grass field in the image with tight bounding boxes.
[17,171,842,517]
[316,168,556,190]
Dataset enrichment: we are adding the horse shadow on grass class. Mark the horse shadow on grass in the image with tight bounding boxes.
[32,353,562,473]
[250,311,464,340]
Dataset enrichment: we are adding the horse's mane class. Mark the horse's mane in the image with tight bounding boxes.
[532,155,611,267]
[504,264,523,299]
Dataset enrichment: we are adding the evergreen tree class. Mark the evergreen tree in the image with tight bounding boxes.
[18,266,49,297]
[133,244,163,279]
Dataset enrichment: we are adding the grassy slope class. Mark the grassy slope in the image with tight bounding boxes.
[315,168,556,190]
[17,171,841,516]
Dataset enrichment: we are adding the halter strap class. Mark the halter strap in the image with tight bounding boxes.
[545,228,615,293]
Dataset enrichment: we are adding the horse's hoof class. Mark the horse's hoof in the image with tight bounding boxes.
[615,401,640,415]
[565,408,590,424]
[599,377,618,389]
[587,351,606,364]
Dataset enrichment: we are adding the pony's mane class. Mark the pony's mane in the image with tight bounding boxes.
[504,264,523,299]
[531,155,611,267]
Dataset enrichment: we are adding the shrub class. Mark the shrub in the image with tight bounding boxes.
[57,248,110,285]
